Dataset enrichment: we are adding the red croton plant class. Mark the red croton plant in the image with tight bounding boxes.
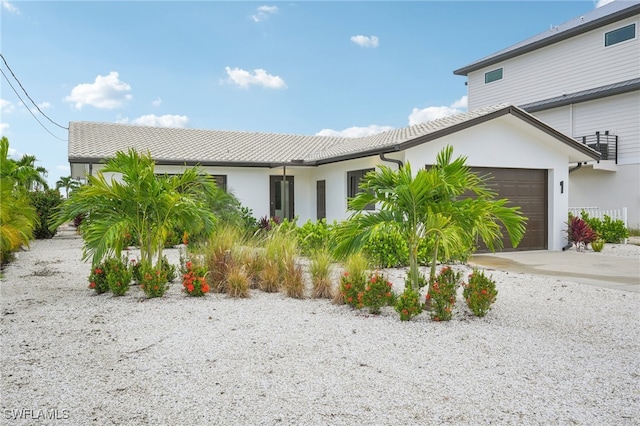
[567,216,598,251]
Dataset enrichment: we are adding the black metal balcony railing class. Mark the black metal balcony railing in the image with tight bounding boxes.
[575,131,618,163]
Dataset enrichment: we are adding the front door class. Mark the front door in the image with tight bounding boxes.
[270,175,294,221]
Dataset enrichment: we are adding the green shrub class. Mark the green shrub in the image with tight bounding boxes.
[139,261,170,298]
[338,252,369,308]
[426,266,461,321]
[395,287,422,321]
[590,239,605,252]
[29,189,63,239]
[463,269,498,317]
[579,211,629,243]
[88,262,109,294]
[297,219,332,256]
[361,271,394,314]
[105,256,132,296]
[363,227,409,268]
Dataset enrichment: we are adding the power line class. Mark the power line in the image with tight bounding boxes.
[0,67,67,142]
[0,53,68,131]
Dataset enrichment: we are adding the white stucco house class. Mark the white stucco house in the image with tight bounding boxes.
[68,104,599,252]
[453,0,640,228]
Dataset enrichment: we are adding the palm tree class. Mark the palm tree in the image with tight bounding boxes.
[53,149,220,267]
[334,145,527,290]
[0,137,49,192]
[56,176,81,198]
[0,137,38,264]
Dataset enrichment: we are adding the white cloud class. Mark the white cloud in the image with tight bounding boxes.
[1,99,14,113]
[151,97,162,107]
[130,114,189,128]
[56,165,70,172]
[408,95,468,126]
[252,5,278,22]
[0,122,9,133]
[224,66,287,89]
[65,71,132,109]
[450,95,468,109]
[595,0,615,7]
[350,35,379,48]
[316,124,393,138]
[1,1,19,14]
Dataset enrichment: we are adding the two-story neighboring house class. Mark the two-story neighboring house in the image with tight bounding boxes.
[453,0,640,228]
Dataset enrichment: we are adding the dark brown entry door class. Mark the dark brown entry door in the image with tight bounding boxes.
[270,175,294,221]
[471,167,547,251]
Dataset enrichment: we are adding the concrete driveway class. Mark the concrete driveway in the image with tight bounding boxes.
[469,248,640,293]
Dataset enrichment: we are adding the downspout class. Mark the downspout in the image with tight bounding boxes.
[379,152,403,168]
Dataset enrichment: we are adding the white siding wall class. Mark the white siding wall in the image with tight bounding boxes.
[467,16,640,110]
[569,164,640,228]
[309,156,389,223]
[531,92,640,164]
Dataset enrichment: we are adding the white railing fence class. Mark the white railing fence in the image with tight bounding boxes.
[568,206,628,243]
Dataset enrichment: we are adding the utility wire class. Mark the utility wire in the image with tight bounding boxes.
[0,67,67,142]
[0,53,68,130]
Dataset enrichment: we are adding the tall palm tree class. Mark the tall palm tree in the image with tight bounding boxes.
[53,149,220,267]
[55,176,81,198]
[334,145,527,290]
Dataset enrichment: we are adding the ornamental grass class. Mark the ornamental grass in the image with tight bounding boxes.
[226,264,250,298]
[259,259,280,293]
[309,249,334,299]
[282,259,305,299]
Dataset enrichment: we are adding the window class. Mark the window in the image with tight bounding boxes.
[316,180,326,220]
[605,23,636,47]
[484,68,503,84]
[347,168,374,211]
[212,175,227,192]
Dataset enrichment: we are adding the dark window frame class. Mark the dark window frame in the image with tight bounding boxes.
[484,68,503,84]
[347,168,375,211]
[604,23,636,47]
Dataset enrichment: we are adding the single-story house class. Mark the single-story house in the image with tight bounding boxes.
[68,104,599,251]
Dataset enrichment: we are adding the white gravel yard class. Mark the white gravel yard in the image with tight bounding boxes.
[1,231,639,425]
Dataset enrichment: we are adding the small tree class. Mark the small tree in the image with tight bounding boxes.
[334,146,527,290]
[53,149,220,267]
[56,176,81,198]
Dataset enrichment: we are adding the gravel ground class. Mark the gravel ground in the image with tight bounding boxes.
[1,230,639,425]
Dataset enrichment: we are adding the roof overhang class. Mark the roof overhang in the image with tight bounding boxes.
[453,3,640,76]
[520,78,640,112]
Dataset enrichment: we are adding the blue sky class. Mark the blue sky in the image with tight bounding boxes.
[1,0,613,188]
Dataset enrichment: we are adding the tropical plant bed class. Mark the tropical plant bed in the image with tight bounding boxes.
[1,231,638,425]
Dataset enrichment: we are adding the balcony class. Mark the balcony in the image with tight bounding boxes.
[575,131,618,164]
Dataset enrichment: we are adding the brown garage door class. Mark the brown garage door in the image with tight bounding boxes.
[471,167,547,252]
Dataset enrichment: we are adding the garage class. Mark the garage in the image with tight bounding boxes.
[471,167,548,251]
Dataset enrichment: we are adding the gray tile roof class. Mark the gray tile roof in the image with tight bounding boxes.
[454,0,640,76]
[69,104,508,166]
[68,122,344,166]
[68,103,600,166]
[521,77,640,112]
